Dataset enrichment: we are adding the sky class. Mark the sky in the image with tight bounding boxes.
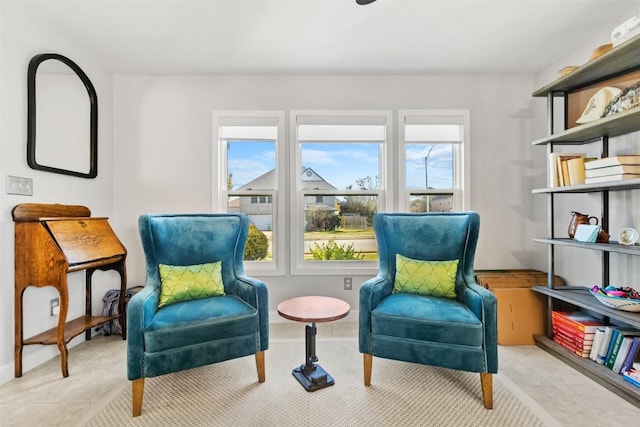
[227,140,453,190]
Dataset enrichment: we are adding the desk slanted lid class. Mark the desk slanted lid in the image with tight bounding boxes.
[44,218,126,265]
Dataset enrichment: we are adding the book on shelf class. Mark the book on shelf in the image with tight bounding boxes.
[620,337,640,374]
[552,321,596,341]
[603,329,621,367]
[585,164,640,178]
[566,157,587,185]
[584,155,640,170]
[590,328,605,361]
[548,153,585,187]
[622,369,640,388]
[606,329,640,370]
[551,311,604,333]
[612,337,636,374]
[553,335,591,358]
[552,327,593,352]
[596,326,615,365]
[585,173,640,184]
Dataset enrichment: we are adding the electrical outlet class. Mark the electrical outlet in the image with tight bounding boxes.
[49,298,60,316]
[5,175,33,196]
[344,277,352,290]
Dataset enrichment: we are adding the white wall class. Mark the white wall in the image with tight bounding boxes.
[112,73,540,317]
[0,6,116,383]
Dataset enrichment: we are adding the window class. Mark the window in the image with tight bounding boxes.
[398,111,469,212]
[212,112,285,275]
[213,109,468,277]
[290,111,391,274]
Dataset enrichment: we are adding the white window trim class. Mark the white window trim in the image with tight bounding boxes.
[289,110,392,276]
[212,111,286,276]
[397,110,470,212]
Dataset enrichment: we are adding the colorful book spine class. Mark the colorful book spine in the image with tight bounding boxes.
[551,311,604,333]
[553,335,590,358]
[612,337,635,374]
[604,329,622,368]
[620,337,640,374]
[606,330,640,369]
[596,326,614,364]
[552,325,594,345]
[622,369,640,388]
[590,328,605,361]
[552,320,596,340]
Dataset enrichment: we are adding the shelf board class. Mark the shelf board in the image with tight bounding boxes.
[533,178,640,193]
[533,237,640,255]
[532,286,640,327]
[532,34,640,97]
[531,107,640,146]
[23,315,120,346]
[533,334,640,408]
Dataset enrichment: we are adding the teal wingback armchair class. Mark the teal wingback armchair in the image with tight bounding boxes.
[127,213,269,416]
[359,212,497,408]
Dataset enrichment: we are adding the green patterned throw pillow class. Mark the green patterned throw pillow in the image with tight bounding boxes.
[158,261,225,308]
[393,254,458,299]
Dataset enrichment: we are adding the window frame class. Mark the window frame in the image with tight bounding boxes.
[212,111,286,276]
[289,110,393,275]
[397,110,470,212]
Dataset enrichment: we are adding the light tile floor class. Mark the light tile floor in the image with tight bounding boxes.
[1,322,639,426]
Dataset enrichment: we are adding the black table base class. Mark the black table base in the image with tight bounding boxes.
[291,323,335,392]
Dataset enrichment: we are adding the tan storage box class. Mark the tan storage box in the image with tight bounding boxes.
[475,270,564,345]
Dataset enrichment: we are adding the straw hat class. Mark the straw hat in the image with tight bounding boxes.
[589,43,613,61]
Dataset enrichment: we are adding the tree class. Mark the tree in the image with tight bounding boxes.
[410,196,428,212]
[306,206,339,231]
[244,223,268,260]
[340,175,378,227]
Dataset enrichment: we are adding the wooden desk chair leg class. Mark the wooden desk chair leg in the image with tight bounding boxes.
[255,351,265,383]
[132,378,144,417]
[363,353,372,386]
[480,373,493,409]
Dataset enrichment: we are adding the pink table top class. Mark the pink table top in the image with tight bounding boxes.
[277,296,350,323]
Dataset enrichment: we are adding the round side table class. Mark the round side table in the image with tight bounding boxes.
[277,296,350,392]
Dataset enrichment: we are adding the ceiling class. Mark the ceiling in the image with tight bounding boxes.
[6,0,640,75]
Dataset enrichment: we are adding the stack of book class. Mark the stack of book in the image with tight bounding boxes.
[584,155,640,184]
[551,311,604,358]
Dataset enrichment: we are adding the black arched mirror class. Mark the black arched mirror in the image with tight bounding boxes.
[27,53,98,178]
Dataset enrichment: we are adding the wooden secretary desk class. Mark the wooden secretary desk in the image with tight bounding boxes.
[13,203,127,378]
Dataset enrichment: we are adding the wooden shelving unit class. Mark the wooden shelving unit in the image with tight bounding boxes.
[531,33,640,407]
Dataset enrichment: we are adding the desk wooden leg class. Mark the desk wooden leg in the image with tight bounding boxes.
[58,284,69,378]
[14,287,25,378]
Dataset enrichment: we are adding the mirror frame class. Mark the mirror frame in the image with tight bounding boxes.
[27,53,98,178]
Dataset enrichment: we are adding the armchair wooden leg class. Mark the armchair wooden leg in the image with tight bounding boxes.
[363,353,372,386]
[132,378,144,417]
[255,351,265,383]
[480,373,493,409]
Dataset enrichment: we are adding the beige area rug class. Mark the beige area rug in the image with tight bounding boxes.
[88,339,551,427]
